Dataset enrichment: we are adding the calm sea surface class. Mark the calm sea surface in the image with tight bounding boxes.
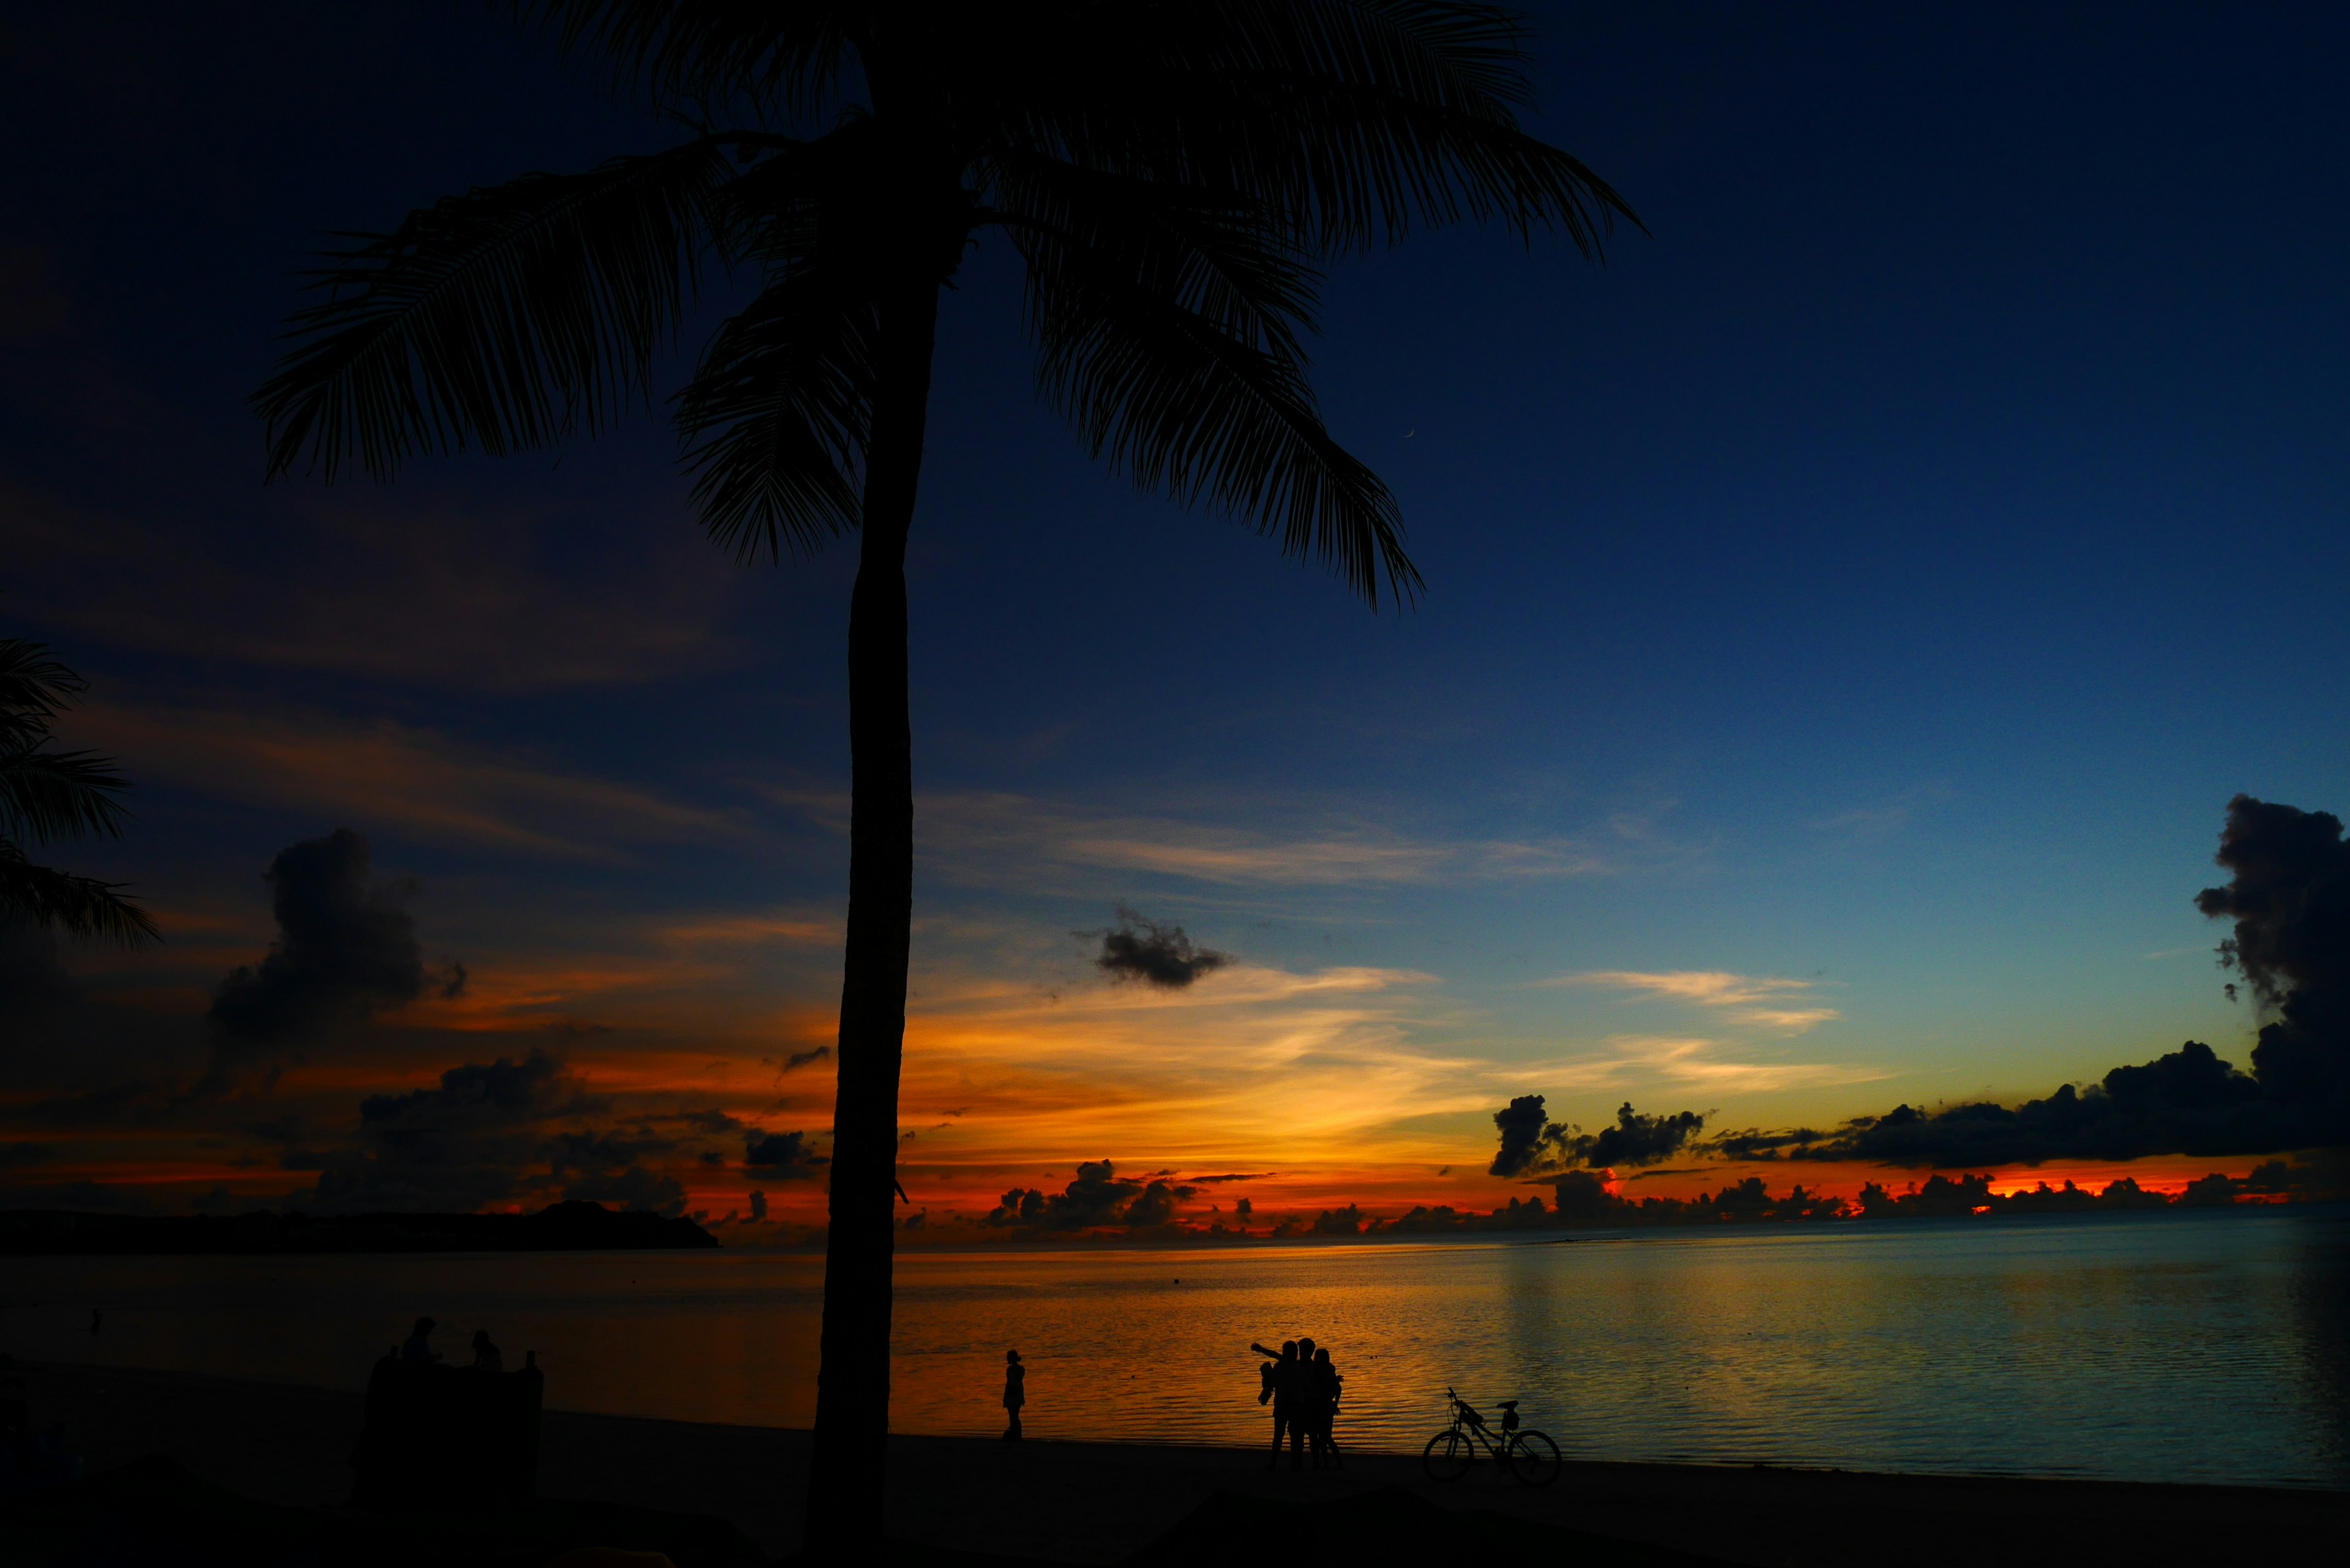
[4,1209,2344,1488]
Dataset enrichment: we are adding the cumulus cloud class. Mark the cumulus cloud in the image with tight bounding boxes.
[561,1165,687,1217]
[289,1049,738,1215]
[1094,907,1231,989]
[1721,797,2350,1168]
[201,829,461,1091]
[2197,794,2350,1112]
[987,1159,1191,1232]
[745,1128,828,1179]
[1489,1094,1706,1177]
[299,1050,588,1212]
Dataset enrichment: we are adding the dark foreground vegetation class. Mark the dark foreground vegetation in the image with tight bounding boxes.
[0,1199,717,1255]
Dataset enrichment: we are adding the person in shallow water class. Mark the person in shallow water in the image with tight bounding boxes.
[399,1317,439,1364]
[469,1329,503,1372]
[1001,1350,1024,1440]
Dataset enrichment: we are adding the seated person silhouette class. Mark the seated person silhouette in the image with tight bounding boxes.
[470,1329,504,1372]
[400,1317,441,1364]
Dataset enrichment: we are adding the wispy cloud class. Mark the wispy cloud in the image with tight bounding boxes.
[1811,785,1952,842]
[8,483,747,693]
[1539,969,1843,1033]
[1520,1034,1889,1096]
[899,791,1634,892]
[74,701,747,859]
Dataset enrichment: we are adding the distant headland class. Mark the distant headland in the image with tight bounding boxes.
[0,1200,719,1255]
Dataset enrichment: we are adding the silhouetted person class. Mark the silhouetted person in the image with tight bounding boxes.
[1310,1346,1345,1469]
[1292,1338,1319,1469]
[470,1329,503,1372]
[1248,1340,1310,1470]
[1001,1350,1024,1440]
[88,1310,100,1335]
[400,1316,439,1364]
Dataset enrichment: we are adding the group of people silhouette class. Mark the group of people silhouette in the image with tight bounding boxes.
[398,1317,505,1372]
[1252,1338,1345,1471]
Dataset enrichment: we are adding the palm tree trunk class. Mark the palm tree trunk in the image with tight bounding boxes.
[802,270,941,1559]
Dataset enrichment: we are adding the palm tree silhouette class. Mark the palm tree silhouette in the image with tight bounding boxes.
[252,4,1636,1550]
[1,639,159,946]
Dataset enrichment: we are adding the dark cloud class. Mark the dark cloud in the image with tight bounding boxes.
[1716,797,2350,1169]
[292,1050,744,1214]
[745,1129,827,1178]
[1576,1103,1706,1167]
[202,829,461,1089]
[0,1142,57,1170]
[1124,1179,1181,1228]
[561,1164,687,1218]
[1490,1095,1705,1177]
[783,1045,832,1072]
[1490,1094,1567,1177]
[2197,794,2350,1116]
[1183,1171,1274,1184]
[305,1049,589,1212]
[988,1159,1182,1232]
[1094,908,1231,989]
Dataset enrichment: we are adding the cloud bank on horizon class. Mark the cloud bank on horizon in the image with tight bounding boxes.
[6,797,2346,1226]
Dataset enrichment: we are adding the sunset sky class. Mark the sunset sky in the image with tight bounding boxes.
[7,2,2349,1231]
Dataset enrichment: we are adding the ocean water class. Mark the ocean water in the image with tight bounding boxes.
[3,1208,2344,1488]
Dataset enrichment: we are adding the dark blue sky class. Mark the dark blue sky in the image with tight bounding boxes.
[7,2,2347,1208]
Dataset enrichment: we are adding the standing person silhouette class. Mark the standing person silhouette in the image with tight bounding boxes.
[399,1317,439,1364]
[1001,1350,1025,1441]
[1310,1346,1345,1469]
[1291,1338,1318,1469]
[1248,1341,1300,1469]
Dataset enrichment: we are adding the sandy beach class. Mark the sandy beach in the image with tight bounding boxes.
[9,1357,2344,1566]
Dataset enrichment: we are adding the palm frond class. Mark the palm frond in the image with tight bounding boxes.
[517,1,862,121]
[0,842,161,948]
[253,140,732,481]
[675,265,875,561]
[0,638,85,752]
[1009,169,1419,608]
[975,1,1641,258]
[0,747,132,846]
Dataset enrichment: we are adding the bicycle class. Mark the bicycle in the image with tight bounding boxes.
[1420,1386,1562,1487]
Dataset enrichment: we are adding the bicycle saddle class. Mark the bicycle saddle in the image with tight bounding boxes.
[1496,1400,1519,1409]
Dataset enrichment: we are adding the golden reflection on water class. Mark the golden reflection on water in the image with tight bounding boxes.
[2,1210,2342,1486]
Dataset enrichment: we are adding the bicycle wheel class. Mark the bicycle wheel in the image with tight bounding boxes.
[1504,1429,1562,1488]
[1422,1428,1474,1481]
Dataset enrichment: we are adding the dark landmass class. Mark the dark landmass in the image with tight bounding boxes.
[13,1361,2349,1567]
[0,1199,718,1255]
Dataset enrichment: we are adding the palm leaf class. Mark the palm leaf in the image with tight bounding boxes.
[0,842,160,948]
[674,266,875,560]
[1008,166,1419,607]
[970,1,1642,256]
[0,747,132,846]
[253,140,733,481]
[0,638,84,752]
[517,1,862,121]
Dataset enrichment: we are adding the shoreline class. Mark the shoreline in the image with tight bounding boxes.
[10,1358,2346,1566]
